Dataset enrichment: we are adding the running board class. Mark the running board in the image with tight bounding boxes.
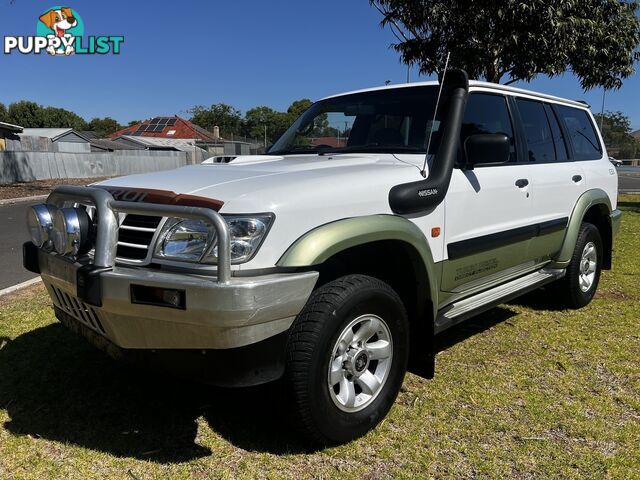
[435,268,565,334]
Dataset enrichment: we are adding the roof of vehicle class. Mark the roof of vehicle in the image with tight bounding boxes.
[321,80,588,109]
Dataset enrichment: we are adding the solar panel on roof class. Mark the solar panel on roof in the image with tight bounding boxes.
[150,117,160,124]
[167,119,177,126]
[136,125,148,132]
[154,125,164,132]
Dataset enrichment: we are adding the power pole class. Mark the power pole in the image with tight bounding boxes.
[599,88,606,132]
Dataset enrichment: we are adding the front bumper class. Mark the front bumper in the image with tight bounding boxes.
[24,185,320,386]
[55,305,292,387]
[27,244,318,350]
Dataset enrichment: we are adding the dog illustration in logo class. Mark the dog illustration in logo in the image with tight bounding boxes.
[39,7,77,55]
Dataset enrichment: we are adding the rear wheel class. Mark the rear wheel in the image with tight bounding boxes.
[557,222,603,309]
[285,275,409,445]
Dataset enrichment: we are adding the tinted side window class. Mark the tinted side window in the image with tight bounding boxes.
[544,104,569,161]
[556,106,602,160]
[461,94,516,162]
[516,99,555,163]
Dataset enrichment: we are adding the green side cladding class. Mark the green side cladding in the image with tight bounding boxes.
[551,189,612,268]
[440,228,565,294]
[277,214,440,307]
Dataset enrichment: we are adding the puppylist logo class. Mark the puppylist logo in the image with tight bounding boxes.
[4,6,124,55]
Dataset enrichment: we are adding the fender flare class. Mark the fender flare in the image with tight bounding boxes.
[277,215,440,311]
[551,189,612,267]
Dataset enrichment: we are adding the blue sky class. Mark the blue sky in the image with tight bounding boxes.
[1,0,639,129]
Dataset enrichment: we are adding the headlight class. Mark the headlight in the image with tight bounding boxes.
[154,218,213,262]
[26,204,57,247]
[52,207,94,256]
[154,214,273,264]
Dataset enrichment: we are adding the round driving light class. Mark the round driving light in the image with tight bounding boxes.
[52,207,94,256]
[26,204,57,247]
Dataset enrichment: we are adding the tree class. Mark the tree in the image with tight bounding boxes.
[287,98,313,122]
[594,111,640,158]
[87,117,122,137]
[0,103,8,123]
[40,106,87,130]
[6,101,87,129]
[243,106,289,143]
[189,103,242,136]
[7,101,43,127]
[370,0,640,89]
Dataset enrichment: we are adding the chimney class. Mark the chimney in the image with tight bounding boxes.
[213,126,220,139]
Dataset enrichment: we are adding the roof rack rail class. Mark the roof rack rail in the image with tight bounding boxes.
[575,100,591,107]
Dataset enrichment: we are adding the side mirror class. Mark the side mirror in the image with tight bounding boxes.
[463,133,510,169]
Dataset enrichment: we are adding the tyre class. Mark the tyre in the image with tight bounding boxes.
[557,222,603,309]
[286,274,409,445]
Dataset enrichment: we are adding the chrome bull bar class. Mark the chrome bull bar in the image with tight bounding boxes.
[46,185,232,284]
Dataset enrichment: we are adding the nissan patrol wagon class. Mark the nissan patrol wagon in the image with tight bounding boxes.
[24,69,620,445]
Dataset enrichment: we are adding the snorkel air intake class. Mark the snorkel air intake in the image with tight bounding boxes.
[388,69,469,215]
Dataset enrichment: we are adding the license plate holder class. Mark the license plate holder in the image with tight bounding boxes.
[40,251,78,291]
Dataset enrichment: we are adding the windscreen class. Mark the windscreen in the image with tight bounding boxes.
[268,86,444,156]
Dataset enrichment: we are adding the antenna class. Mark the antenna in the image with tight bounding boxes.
[599,88,606,132]
[421,52,450,178]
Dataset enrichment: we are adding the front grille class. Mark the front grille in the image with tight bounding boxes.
[116,214,162,261]
[51,285,106,335]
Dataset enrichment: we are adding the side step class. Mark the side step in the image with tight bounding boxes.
[435,268,565,334]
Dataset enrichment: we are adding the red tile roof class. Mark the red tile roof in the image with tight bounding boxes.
[310,136,347,148]
[110,116,216,141]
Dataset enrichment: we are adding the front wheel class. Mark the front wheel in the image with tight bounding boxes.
[285,275,409,445]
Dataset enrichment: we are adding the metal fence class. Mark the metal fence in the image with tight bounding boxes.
[0,150,188,184]
[620,159,640,166]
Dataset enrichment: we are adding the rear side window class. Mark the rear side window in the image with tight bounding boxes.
[461,93,516,162]
[516,99,555,163]
[556,106,602,160]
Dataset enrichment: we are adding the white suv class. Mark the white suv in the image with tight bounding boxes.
[24,70,621,445]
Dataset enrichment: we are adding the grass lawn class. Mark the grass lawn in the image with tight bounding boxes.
[1,196,638,479]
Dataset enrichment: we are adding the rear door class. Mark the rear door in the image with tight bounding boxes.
[515,98,587,262]
[441,92,537,294]
[514,98,588,259]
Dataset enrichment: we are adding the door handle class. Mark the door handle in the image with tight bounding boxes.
[515,178,529,188]
[572,175,582,183]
